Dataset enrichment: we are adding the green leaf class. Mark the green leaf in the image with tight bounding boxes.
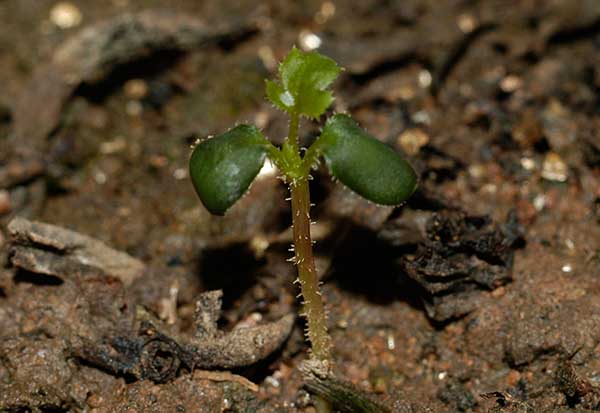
[318,114,418,205]
[189,125,269,215]
[265,47,341,119]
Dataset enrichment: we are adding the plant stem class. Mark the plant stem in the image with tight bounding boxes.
[289,177,331,361]
[282,114,332,413]
[285,112,331,361]
[288,113,300,152]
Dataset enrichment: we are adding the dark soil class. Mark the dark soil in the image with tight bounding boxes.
[1,1,600,412]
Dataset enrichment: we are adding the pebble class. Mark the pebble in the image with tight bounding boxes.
[417,70,432,88]
[533,194,546,211]
[298,30,322,51]
[100,138,127,155]
[257,46,276,71]
[123,79,148,100]
[125,100,143,117]
[173,168,187,180]
[541,152,568,182]
[50,2,82,29]
[500,75,523,93]
[520,157,536,171]
[457,13,477,33]
[315,1,335,24]
[397,128,429,155]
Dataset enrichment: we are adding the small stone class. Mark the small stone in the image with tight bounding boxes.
[173,168,187,180]
[417,70,432,88]
[0,190,11,215]
[50,2,82,29]
[500,75,523,93]
[298,30,322,51]
[491,286,506,298]
[533,194,546,211]
[541,152,568,182]
[520,157,536,171]
[148,155,168,169]
[100,138,127,155]
[397,128,429,155]
[315,1,335,24]
[123,79,148,100]
[257,46,276,71]
[457,13,477,33]
[468,164,485,179]
[125,100,143,117]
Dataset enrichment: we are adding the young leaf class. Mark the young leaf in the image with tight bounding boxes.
[318,114,418,205]
[266,47,341,119]
[189,125,269,215]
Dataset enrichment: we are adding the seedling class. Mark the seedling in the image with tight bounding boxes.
[189,46,417,399]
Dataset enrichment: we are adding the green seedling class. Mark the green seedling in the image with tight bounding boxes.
[189,47,417,406]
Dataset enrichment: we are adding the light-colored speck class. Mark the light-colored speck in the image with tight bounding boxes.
[398,128,429,155]
[562,264,572,273]
[500,75,523,93]
[412,110,431,125]
[533,194,546,211]
[457,13,477,33]
[50,2,82,29]
[94,170,107,185]
[299,30,322,51]
[541,152,568,182]
[123,79,148,100]
[173,168,187,180]
[387,334,396,350]
[125,100,143,117]
[264,375,281,388]
[100,137,127,155]
[520,157,536,171]
[315,1,336,24]
[418,70,432,88]
[565,238,575,251]
[258,45,277,71]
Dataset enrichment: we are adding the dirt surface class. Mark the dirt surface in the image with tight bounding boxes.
[1,1,600,412]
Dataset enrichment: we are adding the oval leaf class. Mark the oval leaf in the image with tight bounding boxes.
[189,125,269,215]
[319,114,417,205]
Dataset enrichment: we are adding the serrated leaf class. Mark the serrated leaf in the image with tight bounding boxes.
[265,47,341,119]
[318,114,418,205]
[189,125,269,215]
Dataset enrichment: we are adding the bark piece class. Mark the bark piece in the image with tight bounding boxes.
[399,210,523,321]
[72,290,294,382]
[300,359,393,413]
[8,217,144,286]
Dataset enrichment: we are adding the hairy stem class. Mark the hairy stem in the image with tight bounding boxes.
[290,177,331,361]
[288,113,300,152]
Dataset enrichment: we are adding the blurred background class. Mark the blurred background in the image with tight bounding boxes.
[1,1,600,412]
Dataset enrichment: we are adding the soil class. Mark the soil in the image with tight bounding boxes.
[1,1,600,412]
